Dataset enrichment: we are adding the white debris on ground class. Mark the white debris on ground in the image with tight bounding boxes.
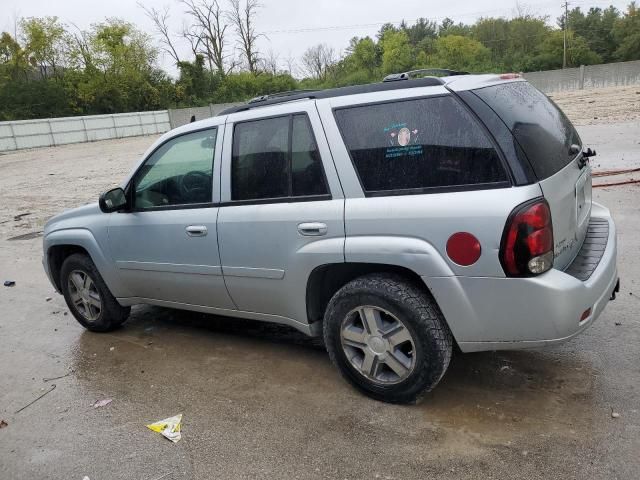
[146,414,183,443]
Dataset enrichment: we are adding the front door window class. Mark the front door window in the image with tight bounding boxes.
[133,129,217,209]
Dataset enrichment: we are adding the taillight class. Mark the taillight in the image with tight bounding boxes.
[500,198,554,277]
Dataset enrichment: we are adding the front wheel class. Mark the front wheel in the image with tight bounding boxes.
[323,273,452,404]
[60,253,130,332]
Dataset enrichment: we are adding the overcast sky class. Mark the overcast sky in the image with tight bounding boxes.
[2,0,632,76]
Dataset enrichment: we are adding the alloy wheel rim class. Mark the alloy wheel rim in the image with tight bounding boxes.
[340,306,416,385]
[67,270,102,322]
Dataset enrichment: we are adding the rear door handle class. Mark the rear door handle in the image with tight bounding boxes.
[186,225,208,237]
[297,222,327,236]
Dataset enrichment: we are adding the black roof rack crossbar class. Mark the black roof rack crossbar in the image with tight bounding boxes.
[383,68,469,82]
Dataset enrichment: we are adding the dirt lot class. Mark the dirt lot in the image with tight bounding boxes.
[1,88,639,479]
[550,85,640,126]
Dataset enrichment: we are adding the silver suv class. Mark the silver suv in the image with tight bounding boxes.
[43,72,619,403]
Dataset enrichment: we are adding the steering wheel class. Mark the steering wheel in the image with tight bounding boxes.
[179,171,211,202]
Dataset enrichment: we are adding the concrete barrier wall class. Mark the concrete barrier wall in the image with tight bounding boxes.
[167,103,241,129]
[524,60,640,93]
[0,111,170,153]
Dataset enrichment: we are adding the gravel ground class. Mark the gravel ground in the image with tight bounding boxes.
[550,85,640,126]
[1,87,639,479]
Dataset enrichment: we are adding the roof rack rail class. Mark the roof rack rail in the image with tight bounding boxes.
[218,77,444,115]
[382,68,469,82]
[248,89,319,104]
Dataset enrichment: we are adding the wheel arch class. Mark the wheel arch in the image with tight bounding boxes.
[48,244,91,291]
[44,229,125,297]
[306,263,439,322]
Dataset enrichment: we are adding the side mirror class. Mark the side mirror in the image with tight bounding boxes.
[99,187,128,213]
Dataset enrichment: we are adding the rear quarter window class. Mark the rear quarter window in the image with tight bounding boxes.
[333,96,508,195]
[473,81,581,180]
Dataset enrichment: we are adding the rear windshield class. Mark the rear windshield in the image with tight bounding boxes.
[474,81,581,179]
[334,96,507,195]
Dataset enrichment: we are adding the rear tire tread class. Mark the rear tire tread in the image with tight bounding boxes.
[323,273,453,403]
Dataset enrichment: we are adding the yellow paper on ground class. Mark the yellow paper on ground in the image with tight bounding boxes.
[146,414,182,443]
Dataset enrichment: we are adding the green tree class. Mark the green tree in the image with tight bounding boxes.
[439,18,471,37]
[20,16,66,79]
[0,32,28,80]
[429,35,492,71]
[527,30,602,70]
[349,37,380,74]
[379,30,414,74]
[2,7,639,121]
[613,2,640,60]
[177,54,209,102]
[562,7,620,62]
[472,18,511,66]
[376,23,398,41]
[210,71,296,103]
[504,15,550,70]
[0,32,22,64]
[403,18,438,46]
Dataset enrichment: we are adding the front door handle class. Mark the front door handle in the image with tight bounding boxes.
[186,225,208,237]
[297,222,327,236]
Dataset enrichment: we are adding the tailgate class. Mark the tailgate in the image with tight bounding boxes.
[472,80,591,270]
[539,160,592,270]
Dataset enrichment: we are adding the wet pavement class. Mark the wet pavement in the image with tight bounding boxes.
[1,134,640,479]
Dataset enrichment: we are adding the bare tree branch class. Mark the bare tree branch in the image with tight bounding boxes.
[261,48,279,74]
[283,51,297,77]
[228,0,262,74]
[181,21,204,59]
[68,23,92,70]
[301,44,336,81]
[138,2,181,64]
[181,0,230,75]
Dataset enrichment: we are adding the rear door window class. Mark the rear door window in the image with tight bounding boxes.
[232,116,289,200]
[231,114,329,201]
[473,81,581,179]
[334,96,507,195]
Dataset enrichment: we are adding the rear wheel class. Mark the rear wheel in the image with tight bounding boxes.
[60,253,130,332]
[324,273,452,403]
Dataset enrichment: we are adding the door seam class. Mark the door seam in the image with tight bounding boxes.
[217,118,239,309]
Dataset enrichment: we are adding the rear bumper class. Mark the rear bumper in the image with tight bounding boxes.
[426,202,618,352]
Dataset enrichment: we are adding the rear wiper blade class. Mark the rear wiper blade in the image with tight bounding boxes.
[578,147,596,169]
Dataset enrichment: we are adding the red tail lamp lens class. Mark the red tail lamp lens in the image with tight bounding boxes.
[526,228,553,256]
[500,199,554,277]
[447,232,482,266]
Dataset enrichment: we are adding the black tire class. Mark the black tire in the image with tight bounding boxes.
[60,253,130,332]
[323,273,452,404]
